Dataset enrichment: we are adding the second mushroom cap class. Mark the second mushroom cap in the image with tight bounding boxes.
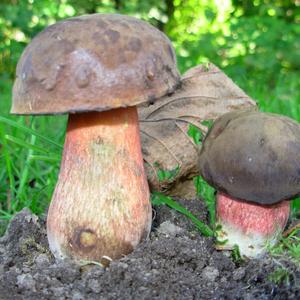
[199,110,300,205]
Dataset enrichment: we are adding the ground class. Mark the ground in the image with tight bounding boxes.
[0,199,299,300]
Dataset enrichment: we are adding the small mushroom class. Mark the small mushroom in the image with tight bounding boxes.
[11,14,180,262]
[199,110,300,257]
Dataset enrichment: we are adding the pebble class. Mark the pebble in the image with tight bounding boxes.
[157,221,183,236]
[17,273,36,291]
[233,268,246,281]
[202,266,220,281]
[88,278,102,293]
[50,286,65,297]
[35,253,50,268]
[72,290,85,300]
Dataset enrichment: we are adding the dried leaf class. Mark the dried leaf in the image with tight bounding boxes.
[139,63,257,197]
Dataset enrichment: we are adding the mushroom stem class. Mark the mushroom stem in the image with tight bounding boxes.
[216,192,290,258]
[47,107,152,262]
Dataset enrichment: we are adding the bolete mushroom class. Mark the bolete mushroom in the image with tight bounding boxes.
[11,14,180,262]
[199,110,300,257]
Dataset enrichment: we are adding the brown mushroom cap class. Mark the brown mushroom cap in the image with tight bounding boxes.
[11,14,180,115]
[199,110,300,205]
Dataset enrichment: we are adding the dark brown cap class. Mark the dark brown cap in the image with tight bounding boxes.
[12,14,180,115]
[199,110,300,205]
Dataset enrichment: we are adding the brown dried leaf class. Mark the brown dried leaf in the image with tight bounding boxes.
[138,63,257,197]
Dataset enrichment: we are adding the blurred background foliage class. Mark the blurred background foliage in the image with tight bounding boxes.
[1,0,299,104]
[0,0,299,221]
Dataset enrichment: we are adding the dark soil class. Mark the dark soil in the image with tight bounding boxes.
[0,199,299,300]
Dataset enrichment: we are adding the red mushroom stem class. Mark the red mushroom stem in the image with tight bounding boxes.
[216,192,290,257]
[47,107,152,262]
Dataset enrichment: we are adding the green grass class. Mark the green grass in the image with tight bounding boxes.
[239,73,300,122]
[269,228,300,265]
[268,267,291,285]
[0,115,64,220]
[268,227,300,284]
[0,79,66,223]
[193,175,216,228]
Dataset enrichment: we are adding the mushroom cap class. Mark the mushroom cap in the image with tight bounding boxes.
[11,14,180,115]
[199,110,300,205]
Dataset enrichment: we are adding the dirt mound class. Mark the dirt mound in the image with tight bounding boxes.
[0,199,299,300]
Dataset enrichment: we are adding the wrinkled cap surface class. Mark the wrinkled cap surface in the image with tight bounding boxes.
[199,110,300,205]
[12,14,180,115]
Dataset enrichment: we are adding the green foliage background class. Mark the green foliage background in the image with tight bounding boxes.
[0,0,299,220]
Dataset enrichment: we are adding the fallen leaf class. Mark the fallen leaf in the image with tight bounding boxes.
[139,63,257,197]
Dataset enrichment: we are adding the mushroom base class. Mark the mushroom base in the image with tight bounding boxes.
[47,107,152,263]
[216,192,290,258]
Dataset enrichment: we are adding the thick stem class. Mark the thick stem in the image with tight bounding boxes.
[47,107,152,262]
[216,192,290,257]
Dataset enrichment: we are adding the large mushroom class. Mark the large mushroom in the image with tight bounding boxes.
[11,14,180,262]
[199,110,300,257]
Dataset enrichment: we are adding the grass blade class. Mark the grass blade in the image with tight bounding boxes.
[5,135,50,154]
[0,209,12,220]
[0,116,63,149]
[16,134,36,199]
[29,155,61,162]
[0,126,16,201]
[194,176,216,227]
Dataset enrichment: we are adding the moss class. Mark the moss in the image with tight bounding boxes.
[20,237,51,265]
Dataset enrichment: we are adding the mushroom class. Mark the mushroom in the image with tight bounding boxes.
[199,110,300,257]
[11,14,180,262]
